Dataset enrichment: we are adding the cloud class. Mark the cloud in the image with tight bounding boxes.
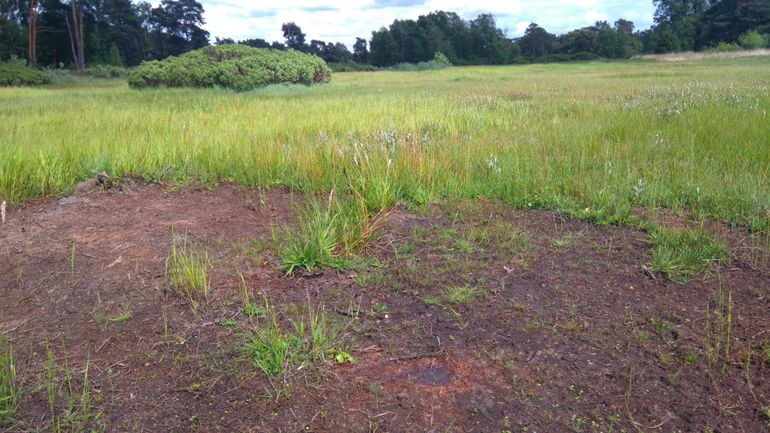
[369,0,428,8]
[198,0,655,48]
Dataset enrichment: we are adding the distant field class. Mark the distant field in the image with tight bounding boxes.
[1,57,769,230]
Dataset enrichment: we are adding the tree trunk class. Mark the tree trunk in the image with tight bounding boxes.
[66,0,85,71]
[28,0,38,67]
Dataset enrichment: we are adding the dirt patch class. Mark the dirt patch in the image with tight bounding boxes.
[1,183,769,432]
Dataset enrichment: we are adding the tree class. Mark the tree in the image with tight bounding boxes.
[148,0,208,59]
[518,23,556,58]
[353,37,368,63]
[65,0,86,71]
[281,22,305,50]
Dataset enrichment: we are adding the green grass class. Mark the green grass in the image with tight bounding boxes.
[0,335,19,427]
[1,58,768,232]
[247,298,347,376]
[165,233,210,312]
[647,226,729,283]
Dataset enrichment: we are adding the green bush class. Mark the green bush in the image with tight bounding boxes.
[391,60,449,71]
[329,62,377,72]
[709,42,742,53]
[433,51,451,66]
[738,30,769,50]
[128,45,332,90]
[87,64,129,79]
[0,62,51,86]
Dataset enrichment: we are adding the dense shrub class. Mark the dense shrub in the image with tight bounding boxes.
[738,30,769,50]
[88,65,129,79]
[391,60,449,71]
[0,63,51,86]
[708,42,742,52]
[128,45,332,90]
[329,62,378,72]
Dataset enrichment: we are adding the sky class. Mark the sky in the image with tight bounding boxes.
[199,0,656,48]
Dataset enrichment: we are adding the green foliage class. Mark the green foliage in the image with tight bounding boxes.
[0,335,19,426]
[433,52,451,66]
[0,63,51,86]
[647,226,729,283]
[708,42,742,53]
[738,31,769,50]
[128,45,332,90]
[391,60,449,71]
[329,62,377,73]
[247,300,347,376]
[87,65,128,79]
[108,44,124,67]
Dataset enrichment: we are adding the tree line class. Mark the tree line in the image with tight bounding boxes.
[1,0,768,70]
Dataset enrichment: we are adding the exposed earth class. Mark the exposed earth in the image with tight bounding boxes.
[1,180,768,432]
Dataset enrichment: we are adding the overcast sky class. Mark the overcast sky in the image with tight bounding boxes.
[200,0,656,47]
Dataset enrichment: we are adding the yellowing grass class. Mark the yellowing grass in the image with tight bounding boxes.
[1,58,769,229]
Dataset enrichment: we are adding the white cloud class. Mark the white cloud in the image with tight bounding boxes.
[198,0,655,47]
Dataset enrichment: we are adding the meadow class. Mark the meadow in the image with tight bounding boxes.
[1,57,768,231]
[1,58,770,432]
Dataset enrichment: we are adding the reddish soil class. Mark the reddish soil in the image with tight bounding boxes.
[1,181,769,433]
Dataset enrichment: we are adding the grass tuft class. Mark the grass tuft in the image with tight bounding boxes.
[247,297,348,377]
[647,226,729,283]
[165,232,210,312]
[0,335,19,427]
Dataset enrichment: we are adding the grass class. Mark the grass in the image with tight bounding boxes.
[247,297,349,377]
[44,347,105,433]
[279,192,382,274]
[0,59,768,233]
[165,232,210,312]
[647,226,729,283]
[0,334,19,427]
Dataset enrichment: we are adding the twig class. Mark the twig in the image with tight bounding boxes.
[388,350,443,362]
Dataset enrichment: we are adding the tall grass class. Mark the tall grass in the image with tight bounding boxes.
[1,58,768,230]
[0,334,19,426]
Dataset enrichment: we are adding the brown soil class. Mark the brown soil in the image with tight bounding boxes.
[1,181,769,433]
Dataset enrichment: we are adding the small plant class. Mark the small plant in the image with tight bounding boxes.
[247,297,349,376]
[44,347,105,433]
[165,232,210,312]
[443,286,479,305]
[647,226,729,283]
[705,273,733,375]
[0,335,19,426]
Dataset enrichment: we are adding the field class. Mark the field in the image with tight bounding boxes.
[1,58,769,432]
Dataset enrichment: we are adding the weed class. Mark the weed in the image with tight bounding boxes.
[239,273,268,318]
[165,232,210,312]
[705,273,733,375]
[247,297,349,376]
[443,286,479,305]
[0,335,19,426]
[647,226,729,283]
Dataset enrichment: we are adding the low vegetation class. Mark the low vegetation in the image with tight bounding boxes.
[0,335,19,427]
[127,45,331,90]
[165,233,210,312]
[0,62,50,86]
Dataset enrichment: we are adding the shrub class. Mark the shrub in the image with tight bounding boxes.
[128,44,332,90]
[87,64,128,79]
[708,42,741,53]
[391,59,449,71]
[433,51,451,66]
[0,62,51,86]
[571,51,601,61]
[738,30,768,50]
[329,62,377,72]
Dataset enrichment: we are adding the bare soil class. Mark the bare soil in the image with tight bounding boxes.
[1,181,769,432]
